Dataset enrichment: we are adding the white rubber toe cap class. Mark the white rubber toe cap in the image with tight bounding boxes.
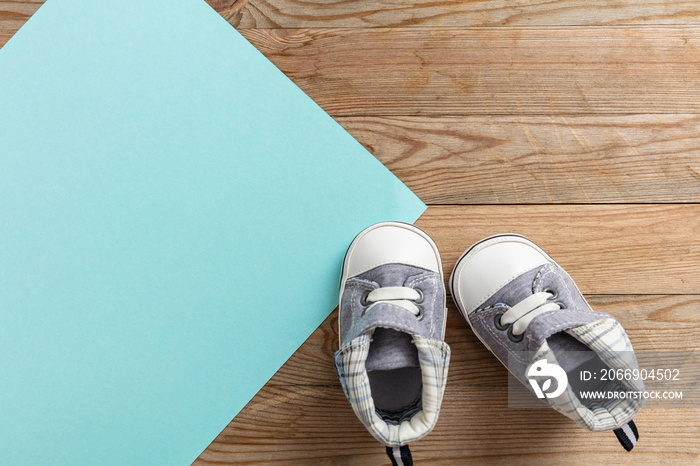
[344,222,441,278]
[451,235,552,315]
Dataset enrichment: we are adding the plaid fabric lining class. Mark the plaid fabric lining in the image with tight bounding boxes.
[534,318,644,432]
[335,333,450,447]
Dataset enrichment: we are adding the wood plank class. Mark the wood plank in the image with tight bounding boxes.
[420,204,700,295]
[0,31,11,48]
[220,0,700,29]
[238,27,700,116]
[0,1,41,32]
[4,13,700,117]
[196,384,699,464]
[338,114,700,204]
[6,0,699,35]
[4,1,700,38]
[269,295,700,387]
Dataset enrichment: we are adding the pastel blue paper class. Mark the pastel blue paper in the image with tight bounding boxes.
[0,0,426,464]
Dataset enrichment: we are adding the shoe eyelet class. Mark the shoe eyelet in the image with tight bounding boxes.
[494,313,509,331]
[543,287,558,300]
[416,305,424,321]
[556,301,567,309]
[414,288,425,304]
[507,326,524,343]
[360,291,371,306]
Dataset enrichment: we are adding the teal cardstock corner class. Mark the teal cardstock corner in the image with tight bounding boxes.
[0,0,426,463]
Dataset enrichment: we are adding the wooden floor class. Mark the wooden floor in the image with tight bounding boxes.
[3,1,700,464]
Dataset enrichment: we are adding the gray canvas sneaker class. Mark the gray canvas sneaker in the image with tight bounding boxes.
[450,234,643,451]
[335,222,450,465]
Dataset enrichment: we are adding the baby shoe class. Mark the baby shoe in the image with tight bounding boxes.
[450,234,643,451]
[335,222,450,464]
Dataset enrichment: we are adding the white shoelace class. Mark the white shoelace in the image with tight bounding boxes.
[499,291,562,336]
[363,286,423,316]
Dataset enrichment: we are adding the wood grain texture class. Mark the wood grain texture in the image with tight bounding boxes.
[3,1,700,36]
[0,0,41,30]
[238,27,700,116]
[4,12,700,118]
[418,204,700,295]
[0,30,11,48]
[0,1,38,49]
[8,23,697,117]
[197,386,699,464]
[338,114,700,204]
[217,0,700,29]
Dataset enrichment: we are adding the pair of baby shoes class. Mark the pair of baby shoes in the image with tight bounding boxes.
[335,222,643,465]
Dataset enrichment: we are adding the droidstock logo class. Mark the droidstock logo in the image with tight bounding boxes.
[527,359,568,399]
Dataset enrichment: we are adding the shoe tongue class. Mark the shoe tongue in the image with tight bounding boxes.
[365,327,419,371]
[349,264,433,371]
[358,263,429,288]
[347,300,425,342]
